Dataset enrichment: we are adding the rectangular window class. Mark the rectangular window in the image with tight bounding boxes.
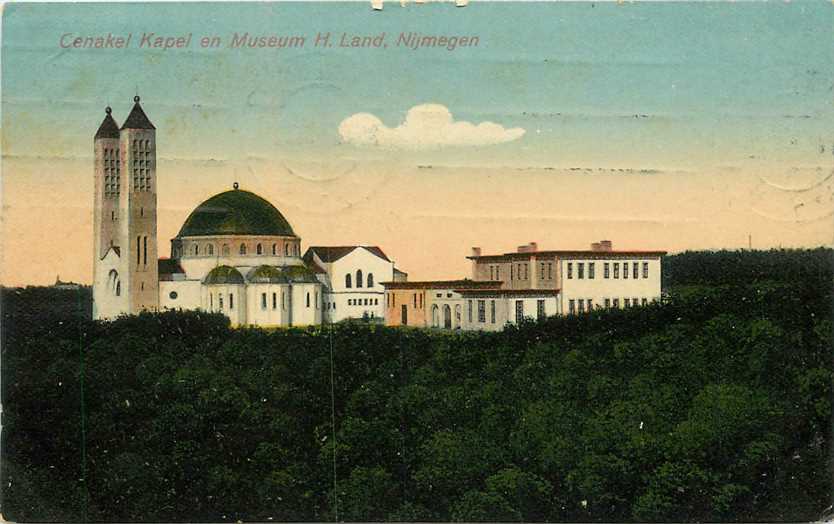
[625,298,631,307]
[589,262,595,279]
[578,299,585,313]
[510,264,514,281]
[633,262,639,279]
[537,299,545,319]
[229,293,234,310]
[643,262,649,279]
[219,295,223,310]
[315,292,318,309]
[578,263,584,279]
[613,298,620,308]
[604,263,610,279]
[641,298,648,306]
[569,299,575,314]
[547,263,552,280]
[605,298,611,308]
[143,235,148,266]
[136,236,141,265]
[282,292,286,310]
[490,266,494,280]
[419,293,423,309]
[623,262,628,279]
[413,293,417,308]
[261,293,267,310]
[496,267,501,280]
[468,300,473,323]
[632,297,638,306]
[478,300,486,323]
[540,263,545,279]
[490,300,496,323]
[567,262,573,279]
[515,300,524,323]
[614,263,620,279]
[273,293,277,309]
[587,298,593,310]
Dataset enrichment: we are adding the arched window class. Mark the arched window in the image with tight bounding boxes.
[239,243,247,255]
[222,244,230,256]
[193,244,199,256]
[272,244,277,255]
[207,244,214,255]
[306,292,311,308]
[356,270,363,288]
[367,273,374,288]
[345,274,352,288]
[256,243,263,255]
[115,281,121,296]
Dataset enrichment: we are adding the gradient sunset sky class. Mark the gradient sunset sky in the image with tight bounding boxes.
[3,1,833,286]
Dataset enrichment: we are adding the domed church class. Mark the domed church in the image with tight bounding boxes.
[92,98,325,326]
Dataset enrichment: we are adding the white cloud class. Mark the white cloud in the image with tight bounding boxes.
[338,103,525,150]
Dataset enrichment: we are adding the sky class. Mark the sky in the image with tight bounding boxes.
[2,1,834,286]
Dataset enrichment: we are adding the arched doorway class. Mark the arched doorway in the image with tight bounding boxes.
[454,304,462,329]
[443,304,452,329]
[431,305,440,328]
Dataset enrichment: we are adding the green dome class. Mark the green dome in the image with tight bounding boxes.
[247,265,289,284]
[178,189,296,238]
[283,265,319,283]
[204,265,245,285]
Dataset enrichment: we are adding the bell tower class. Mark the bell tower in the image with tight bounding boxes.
[92,106,124,319]
[118,96,159,313]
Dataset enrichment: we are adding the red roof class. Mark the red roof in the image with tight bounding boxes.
[456,288,561,297]
[381,279,501,290]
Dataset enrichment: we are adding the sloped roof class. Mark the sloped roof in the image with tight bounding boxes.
[158,258,185,275]
[178,189,296,238]
[306,246,390,263]
[121,97,155,130]
[95,108,120,139]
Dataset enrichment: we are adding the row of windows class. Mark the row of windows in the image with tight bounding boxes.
[567,261,650,280]
[133,139,151,150]
[210,290,321,312]
[132,149,152,192]
[348,298,379,306]
[345,270,374,289]
[568,297,651,314]
[181,242,300,257]
[384,292,426,309]
[466,299,547,324]
[488,262,556,282]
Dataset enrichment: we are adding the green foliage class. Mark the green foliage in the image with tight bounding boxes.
[2,248,832,521]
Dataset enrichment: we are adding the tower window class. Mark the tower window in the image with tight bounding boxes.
[143,236,148,266]
[136,236,141,265]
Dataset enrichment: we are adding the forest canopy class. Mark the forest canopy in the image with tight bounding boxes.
[1,248,832,522]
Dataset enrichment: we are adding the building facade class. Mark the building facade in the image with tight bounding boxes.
[383,240,665,331]
[92,98,325,327]
[303,246,400,323]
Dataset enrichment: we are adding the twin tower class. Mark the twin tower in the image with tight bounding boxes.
[92,96,159,319]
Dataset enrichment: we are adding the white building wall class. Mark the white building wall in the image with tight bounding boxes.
[559,256,662,313]
[159,279,202,311]
[92,250,128,320]
[245,284,291,327]
[291,283,322,326]
[202,284,246,326]
[459,295,559,331]
[318,248,393,323]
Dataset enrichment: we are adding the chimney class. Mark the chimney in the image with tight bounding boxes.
[600,240,613,251]
[591,242,602,252]
[471,247,481,257]
[517,242,538,253]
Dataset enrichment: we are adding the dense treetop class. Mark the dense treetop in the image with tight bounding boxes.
[1,249,831,522]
